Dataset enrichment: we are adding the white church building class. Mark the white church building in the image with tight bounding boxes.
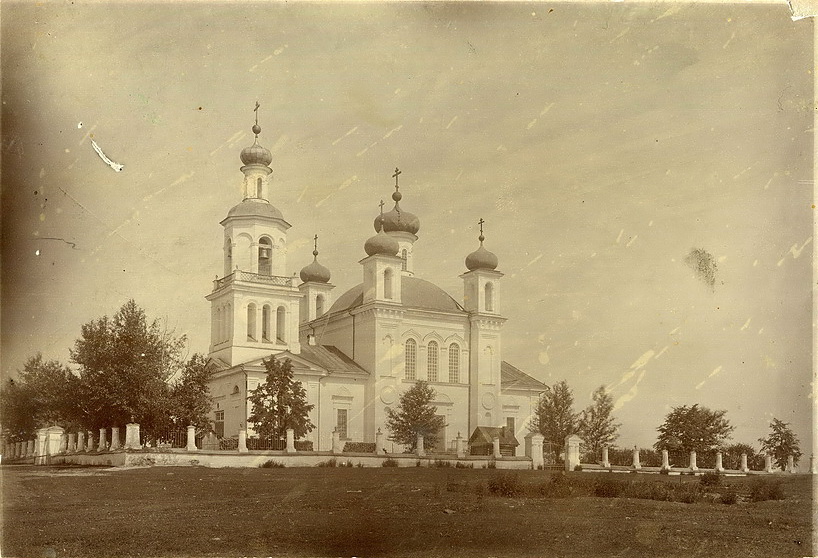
[205,115,546,454]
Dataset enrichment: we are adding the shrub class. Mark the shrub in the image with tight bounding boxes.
[700,472,722,487]
[574,464,583,472]
[748,478,785,502]
[659,468,670,475]
[317,458,338,467]
[343,460,354,467]
[433,459,452,468]
[487,473,522,497]
[415,460,422,467]
[594,476,627,498]
[674,484,701,504]
[381,458,399,467]
[455,461,474,469]
[259,459,285,468]
[720,488,739,505]
[487,461,496,469]
[343,442,376,453]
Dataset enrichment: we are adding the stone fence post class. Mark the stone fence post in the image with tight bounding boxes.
[124,423,141,449]
[810,455,816,475]
[764,454,773,473]
[564,435,582,472]
[36,429,48,464]
[492,437,501,459]
[601,446,610,468]
[237,429,248,453]
[98,428,107,452]
[456,432,466,460]
[786,455,795,473]
[110,427,121,450]
[715,452,724,473]
[660,449,670,472]
[739,453,749,473]
[26,440,34,457]
[528,433,544,470]
[285,428,296,453]
[76,431,86,453]
[416,433,425,457]
[46,426,65,457]
[689,450,698,472]
[375,429,384,454]
[632,446,641,470]
[332,430,343,455]
[67,433,77,453]
[87,431,95,452]
[186,425,198,451]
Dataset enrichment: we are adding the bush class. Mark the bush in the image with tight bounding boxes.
[219,437,239,450]
[720,488,739,505]
[259,460,285,468]
[700,472,722,487]
[317,458,338,467]
[487,473,522,497]
[433,459,453,468]
[594,476,627,498]
[343,460,354,467]
[748,478,785,502]
[343,442,376,453]
[574,464,583,471]
[382,458,399,467]
[487,461,496,469]
[455,461,474,469]
[415,460,422,467]
[659,468,670,475]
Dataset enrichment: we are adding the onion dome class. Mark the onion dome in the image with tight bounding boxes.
[240,106,273,166]
[465,219,499,271]
[365,214,400,257]
[300,236,331,283]
[372,167,420,235]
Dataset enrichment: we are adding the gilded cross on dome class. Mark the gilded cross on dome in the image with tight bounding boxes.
[392,167,401,191]
[478,218,485,243]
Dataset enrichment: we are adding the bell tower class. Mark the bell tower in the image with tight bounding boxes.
[206,105,303,366]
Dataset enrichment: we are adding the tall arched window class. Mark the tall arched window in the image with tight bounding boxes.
[247,303,257,341]
[316,294,325,318]
[262,305,271,342]
[485,282,494,312]
[215,307,222,343]
[404,339,417,381]
[276,306,286,343]
[401,249,407,271]
[258,237,272,275]
[256,177,263,198]
[427,341,439,382]
[448,343,460,383]
[225,237,233,275]
[384,268,393,300]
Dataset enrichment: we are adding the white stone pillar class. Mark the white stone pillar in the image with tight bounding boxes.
[764,454,773,473]
[456,432,466,459]
[689,450,698,472]
[237,429,248,453]
[715,452,724,473]
[46,427,64,456]
[416,433,425,457]
[492,437,501,459]
[375,429,384,454]
[632,446,641,470]
[660,449,670,472]
[14,442,20,458]
[285,428,296,453]
[109,427,120,450]
[186,426,198,451]
[809,455,816,474]
[564,435,582,472]
[87,431,95,451]
[67,433,76,453]
[739,453,749,473]
[98,428,107,452]
[125,423,141,449]
[786,455,795,473]
[530,433,544,470]
[36,429,48,463]
[76,431,85,453]
[601,446,611,468]
[24,440,32,457]
[332,430,343,455]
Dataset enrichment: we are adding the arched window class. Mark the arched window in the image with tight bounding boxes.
[448,343,460,383]
[215,307,222,343]
[384,268,393,300]
[427,341,439,382]
[404,339,417,381]
[256,177,263,198]
[485,282,494,312]
[247,303,257,341]
[225,237,233,275]
[276,306,286,343]
[258,237,272,275]
[262,305,271,341]
[401,249,407,271]
[316,294,325,318]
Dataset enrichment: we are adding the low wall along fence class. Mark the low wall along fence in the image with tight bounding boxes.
[4,427,812,474]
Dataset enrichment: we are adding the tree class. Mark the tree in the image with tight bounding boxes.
[0,378,39,442]
[71,300,186,433]
[247,357,314,440]
[759,418,801,470]
[577,385,620,454]
[169,353,213,432]
[385,381,446,451]
[529,380,578,458]
[654,404,734,453]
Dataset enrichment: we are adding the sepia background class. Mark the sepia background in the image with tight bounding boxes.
[1,2,813,456]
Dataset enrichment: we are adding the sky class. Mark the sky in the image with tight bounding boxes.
[1,2,814,457]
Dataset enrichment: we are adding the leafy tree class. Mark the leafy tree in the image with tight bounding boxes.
[0,379,39,442]
[247,357,314,440]
[654,404,734,453]
[529,380,578,458]
[759,418,801,470]
[723,442,764,471]
[577,385,620,454]
[71,300,186,433]
[169,353,213,431]
[385,381,446,451]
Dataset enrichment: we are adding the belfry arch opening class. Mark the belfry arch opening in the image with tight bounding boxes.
[485,282,494,312]
[258,237,272,275]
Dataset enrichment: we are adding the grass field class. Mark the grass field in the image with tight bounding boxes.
[1,465,813,558]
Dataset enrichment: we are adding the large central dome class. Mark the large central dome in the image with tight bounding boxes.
[328,277,465,315]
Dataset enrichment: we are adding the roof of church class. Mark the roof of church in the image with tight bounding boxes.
[469,426,519,446]
[290,344,369,377]
[501,361,548,391]
[224,199,287,222]
[328,276,466,315]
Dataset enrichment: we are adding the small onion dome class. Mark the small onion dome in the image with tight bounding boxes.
[240,137,273,167]
[465,237,499,271]
[300,251,331,283]
[365,223,400,257]
[373,189,420,235]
